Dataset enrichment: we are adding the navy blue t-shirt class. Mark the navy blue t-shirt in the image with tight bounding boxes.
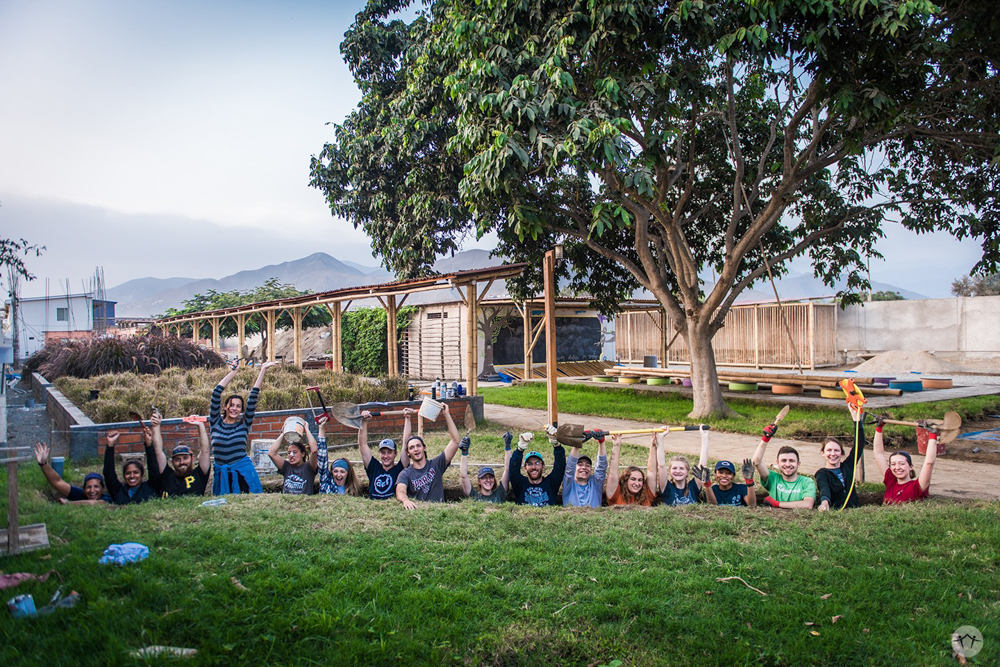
[67,485,112,504]
[712,483,750,507]
[661,479,702,506]
[365,458,404,500]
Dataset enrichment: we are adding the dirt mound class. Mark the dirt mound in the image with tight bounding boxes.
[853,350,963,374]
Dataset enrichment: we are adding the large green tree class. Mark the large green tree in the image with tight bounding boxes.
[311,0,1000,416]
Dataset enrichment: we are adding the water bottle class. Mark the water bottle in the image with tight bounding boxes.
[201,498,227,507]
[448,380,458,399]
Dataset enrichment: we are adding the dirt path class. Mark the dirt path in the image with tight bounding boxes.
[484,404,998,501]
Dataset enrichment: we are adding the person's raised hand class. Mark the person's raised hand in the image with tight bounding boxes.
[741,458,755,482]
[762,423,777,440]
[502,430,513,450]
[261,360,281,371]
[517,432,534,450]
[459,436,471,455]
[691,464,709,484]
[150,411,162,428]
[106,431,120,448]
[361,410,372,420]
[613,434,623,449]
[402,407,417,417]
[33,442,49,466]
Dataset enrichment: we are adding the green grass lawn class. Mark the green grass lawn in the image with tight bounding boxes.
[2,426,997,667]
[481,384,1000,445]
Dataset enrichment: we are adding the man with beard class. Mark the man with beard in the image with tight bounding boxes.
[351,408,412,499]
[750,421,816,509]
[509,428,566,506]
[395,405,462,509]
[150,412,211,498]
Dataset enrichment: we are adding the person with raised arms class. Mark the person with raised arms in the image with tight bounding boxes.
[750,420,816,509]
[33,442,112,505]
[656,426,711,506]
[209,359,280,495]
[347,408,413,499]
[606,433,658,506]
[562,430,608,507]
[395,404,462,509]
[459,431,513,503]
[871,415,937,504]
[816,405,866,511]
[103,430,159,505]
[149,413,211,498]
[508,427,566,506]
[707,459,757,507]
[268,420,319,495]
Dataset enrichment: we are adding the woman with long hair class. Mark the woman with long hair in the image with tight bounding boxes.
[606,433,658,506]
[816,406,866,511]
[871,416,937,504]
[656,426,710,506]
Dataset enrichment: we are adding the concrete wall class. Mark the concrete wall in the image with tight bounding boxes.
[837,295,1000,358]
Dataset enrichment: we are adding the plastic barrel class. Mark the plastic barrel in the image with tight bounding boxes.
[819,387,843,399]
[728,382,758,392]
[771,384,804,395]
[889,380,924,392]
[922,378,953,389]
[618,376,641,384]
[647,377,671,386]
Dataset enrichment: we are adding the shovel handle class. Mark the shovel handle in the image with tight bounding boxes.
[605,425,710,436]
[369,409,409,417]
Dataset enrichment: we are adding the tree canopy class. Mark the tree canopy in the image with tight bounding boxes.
[311,0,1000,416]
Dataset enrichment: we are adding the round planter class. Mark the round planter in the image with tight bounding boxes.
[728,381,758,392]
[889,380,923,392]
[592,375,615,382]
[647,377,671,386]
[618,376,641,384]
[771,383,804,395]
[921,377,953,390]
[819,387,844,399]
[873,376,895,385]
[681,378,692,387]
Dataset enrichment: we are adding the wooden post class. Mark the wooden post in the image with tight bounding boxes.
[211,317,220,351]
[659,310,667,368]
[543,250,558,426]
[808,301,816,370]
[293,307,303,368]
[6,459,18,553]
[386,295,398,376]
[327,303,342,374]
[236,314,246,364]
[522,302,533,380]
[466,283,478,395]
[266,310,276,362]
[753,304,760,369]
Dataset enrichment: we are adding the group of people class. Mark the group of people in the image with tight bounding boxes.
[33,363,940,510]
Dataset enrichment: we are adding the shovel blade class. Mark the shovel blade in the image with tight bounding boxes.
[464,404,476,432]
[556,423,586,447]
[329,402,362,429]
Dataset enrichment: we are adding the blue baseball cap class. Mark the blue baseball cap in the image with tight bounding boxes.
[477,466,496,479]
[378,438,396,451]
[525,451,544,464]
[715,460,736,473]
[171,445,194,458]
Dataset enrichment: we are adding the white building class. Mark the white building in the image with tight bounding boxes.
[5,293,117,360]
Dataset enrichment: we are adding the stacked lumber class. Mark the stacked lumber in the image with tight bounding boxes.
[605,366,903,396]
[496,360,614,381]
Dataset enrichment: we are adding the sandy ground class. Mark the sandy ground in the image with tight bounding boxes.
[484,404,1000,501]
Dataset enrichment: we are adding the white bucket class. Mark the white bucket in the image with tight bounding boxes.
[418,397,446,421]
[281,416,308,445]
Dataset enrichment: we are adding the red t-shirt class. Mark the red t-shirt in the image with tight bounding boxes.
[882,468,928,504]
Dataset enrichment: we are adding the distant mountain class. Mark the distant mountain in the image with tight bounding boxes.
[110,251,926,317]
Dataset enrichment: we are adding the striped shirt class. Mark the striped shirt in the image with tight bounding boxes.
[209,384,260,465]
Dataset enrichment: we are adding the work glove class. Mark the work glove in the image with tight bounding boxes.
[691,464,710,484]
[742,458,755,484]
[517,432,534,450]
[459,436,471,455]
[873,414,886,432]
[762,423,777,440]
[923,422,940,436]
[763,496,780,508]
[502,430,513,451]
[545,424,559,446]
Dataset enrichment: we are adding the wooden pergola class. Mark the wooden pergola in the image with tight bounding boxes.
[154,264,527,396]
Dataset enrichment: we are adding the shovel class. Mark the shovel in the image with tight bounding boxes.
[871,411,962,445]
[328,402,411,430]
[555,423,710,448]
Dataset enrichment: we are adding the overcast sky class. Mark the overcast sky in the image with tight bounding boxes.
[0,0,987,299]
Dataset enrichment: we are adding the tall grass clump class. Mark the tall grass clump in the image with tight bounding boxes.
[24,334,227,380]
[55,365,411,422]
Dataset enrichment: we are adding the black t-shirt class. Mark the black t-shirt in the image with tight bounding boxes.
[157,465,210,497]
[365,458,403,500]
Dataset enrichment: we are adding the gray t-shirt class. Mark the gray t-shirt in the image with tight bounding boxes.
[280,460,316,495]
[470,485,507,504]
[396,452,450,502]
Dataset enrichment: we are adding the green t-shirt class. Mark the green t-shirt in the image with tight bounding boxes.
[764,472,816,503]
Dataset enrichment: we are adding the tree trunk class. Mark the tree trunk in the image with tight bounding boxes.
[684,318,738,419]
